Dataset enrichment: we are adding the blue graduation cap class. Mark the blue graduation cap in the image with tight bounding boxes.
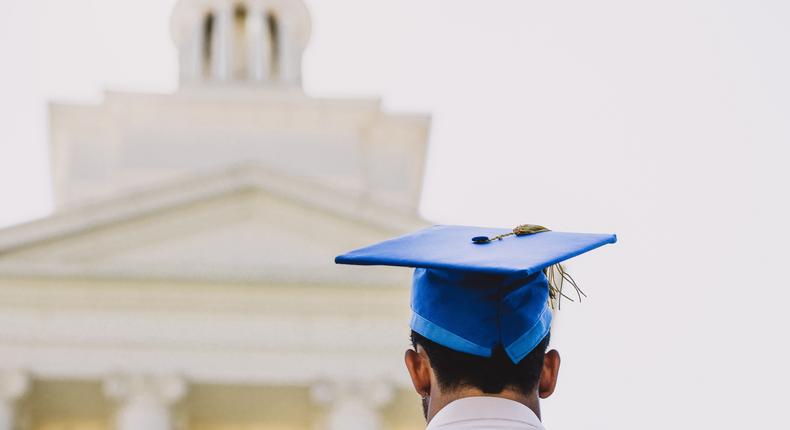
[335,224,616,364]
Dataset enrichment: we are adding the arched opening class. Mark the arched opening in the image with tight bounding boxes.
[202,11,215,78]
[266,12,280,79]
[232,3,249,78]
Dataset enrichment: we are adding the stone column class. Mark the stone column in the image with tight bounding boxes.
[310,381,392,430]
[248,1,271,82]
[211,4,234,81]
[180,25,202,83]
[0,371,29,430]
[277,16,300,85]
[103,374,186,430]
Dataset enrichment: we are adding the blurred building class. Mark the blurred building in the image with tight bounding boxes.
[0,0,431,429]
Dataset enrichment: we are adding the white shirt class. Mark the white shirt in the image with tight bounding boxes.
[426,397,546,430]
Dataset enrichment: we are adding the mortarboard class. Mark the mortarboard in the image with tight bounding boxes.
[335,224,616,364]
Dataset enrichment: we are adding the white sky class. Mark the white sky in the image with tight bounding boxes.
[1,0,790,428]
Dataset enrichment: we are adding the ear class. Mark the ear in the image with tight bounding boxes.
[538,349,561,399]
[404,347,432,397]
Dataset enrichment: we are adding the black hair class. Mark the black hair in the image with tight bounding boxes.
[410,330,550,395]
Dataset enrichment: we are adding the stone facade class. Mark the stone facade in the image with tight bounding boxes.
[0,0,431,429]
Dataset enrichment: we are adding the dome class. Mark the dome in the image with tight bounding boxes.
[170,0,312,86]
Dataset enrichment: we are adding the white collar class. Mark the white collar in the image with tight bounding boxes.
[426,396,545,429]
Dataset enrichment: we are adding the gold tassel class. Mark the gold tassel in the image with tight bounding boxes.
[545,263,586,310]
[472,224,549,244]
[469,224,586,309]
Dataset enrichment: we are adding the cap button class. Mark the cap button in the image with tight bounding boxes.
[471,236,491,244]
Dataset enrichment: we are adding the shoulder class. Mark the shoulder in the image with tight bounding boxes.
[427,397,545,430]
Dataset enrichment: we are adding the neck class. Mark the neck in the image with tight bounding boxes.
[426,387,541,423]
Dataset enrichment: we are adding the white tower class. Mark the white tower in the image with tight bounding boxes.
[47,0,429,215]
[170,0,311,86]
[0,1,431,429]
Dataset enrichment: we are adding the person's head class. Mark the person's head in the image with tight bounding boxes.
[335,224,615,421]
[404,330,560,421]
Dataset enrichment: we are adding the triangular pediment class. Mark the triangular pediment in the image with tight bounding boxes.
[0,166,424,285]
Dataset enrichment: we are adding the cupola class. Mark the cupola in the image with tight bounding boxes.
[170,0,311,87]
